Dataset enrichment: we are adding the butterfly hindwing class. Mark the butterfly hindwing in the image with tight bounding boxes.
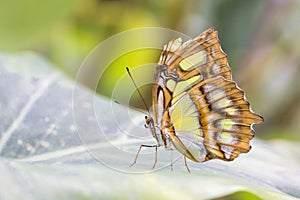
[152,27,263,162]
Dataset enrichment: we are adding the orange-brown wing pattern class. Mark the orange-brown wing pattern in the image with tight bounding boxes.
[152,27,263,162]
[188,76,263,161]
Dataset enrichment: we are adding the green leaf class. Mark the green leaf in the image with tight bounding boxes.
[0,53,299,200]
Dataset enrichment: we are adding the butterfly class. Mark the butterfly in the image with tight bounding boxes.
[129,27,263,172]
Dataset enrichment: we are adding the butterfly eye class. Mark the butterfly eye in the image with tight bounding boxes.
[145,116,151,124]
[144,116,151,128]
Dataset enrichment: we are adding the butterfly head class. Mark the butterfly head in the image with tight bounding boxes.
[144,115,152,127]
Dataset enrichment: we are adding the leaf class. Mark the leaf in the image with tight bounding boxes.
[0,52,299,200]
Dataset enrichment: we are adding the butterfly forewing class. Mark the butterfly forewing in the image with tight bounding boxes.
[152,27,263,162]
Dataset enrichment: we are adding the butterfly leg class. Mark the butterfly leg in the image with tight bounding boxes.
[152,145,158,169]
[130,144,158,169]
[184,156,191,173]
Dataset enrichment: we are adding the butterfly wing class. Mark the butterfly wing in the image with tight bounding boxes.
[153,28,263,162]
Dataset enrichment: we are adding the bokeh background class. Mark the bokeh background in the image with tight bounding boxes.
[1,0,300,174]
[1,0,300,199]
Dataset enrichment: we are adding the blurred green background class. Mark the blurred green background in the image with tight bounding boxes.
[1,0,300,199]
[1,0,299,149]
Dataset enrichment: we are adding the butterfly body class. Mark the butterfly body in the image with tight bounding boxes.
[146,27,263,163]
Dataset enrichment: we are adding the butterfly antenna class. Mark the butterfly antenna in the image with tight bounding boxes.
[113,100,148,116]
[126,67,150,115]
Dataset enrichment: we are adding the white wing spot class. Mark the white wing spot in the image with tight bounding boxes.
[211,47,217,58]
[216,98,231,108]
[170,38,183,52]
[211,63,221,74]
[221,145,234,159]
[179,51,206,70]
[210,89,225,101]
[166,79,176,91]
